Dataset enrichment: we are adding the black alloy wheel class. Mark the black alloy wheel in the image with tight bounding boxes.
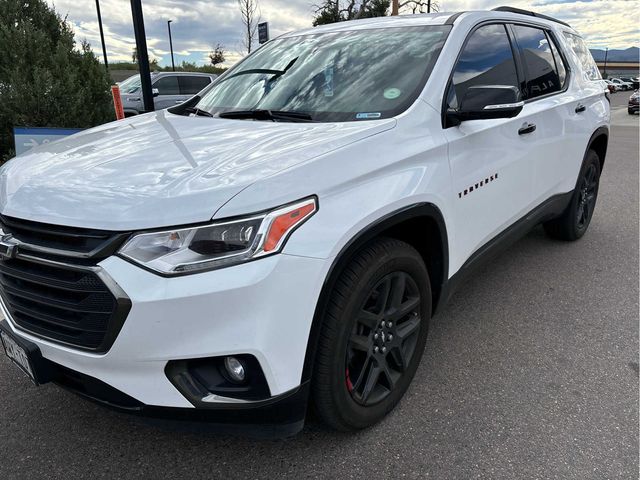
[576,162,598,230]
[312,237,431,431]
[346,271,422,406]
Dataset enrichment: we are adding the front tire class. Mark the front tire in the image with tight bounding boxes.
[544,149,601,241]
[311,237,431,431]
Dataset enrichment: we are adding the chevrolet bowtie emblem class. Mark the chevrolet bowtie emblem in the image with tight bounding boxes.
[0,234,17,260]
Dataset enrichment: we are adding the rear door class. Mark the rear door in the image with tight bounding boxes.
[178,75,212,99]
[443,23,537,269]
[508,23,580,203]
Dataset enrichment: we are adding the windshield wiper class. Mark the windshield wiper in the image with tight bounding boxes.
[218,109,314,122]
[184,106,213,117]
[223,57,299,84]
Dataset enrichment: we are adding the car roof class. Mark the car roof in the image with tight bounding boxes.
[281,10,578,38]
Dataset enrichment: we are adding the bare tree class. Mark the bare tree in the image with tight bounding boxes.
[391,0,438,15]
[238,0,260,54]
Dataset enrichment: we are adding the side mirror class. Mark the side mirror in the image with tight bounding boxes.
[446,85,523,127]
[152,88,160,97]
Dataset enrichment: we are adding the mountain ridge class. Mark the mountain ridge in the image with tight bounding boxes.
[590,47,639,62]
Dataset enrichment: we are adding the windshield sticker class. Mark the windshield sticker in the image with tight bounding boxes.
[356,112,382,119]
[383,88,402,99]
[323,67,334,97]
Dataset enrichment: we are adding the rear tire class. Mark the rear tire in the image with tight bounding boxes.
[311,237,431,431]
[543,149,601,241]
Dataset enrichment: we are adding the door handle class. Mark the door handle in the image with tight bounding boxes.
[575,103,586,113]
[518,123,536,135]
[174,100,184,104]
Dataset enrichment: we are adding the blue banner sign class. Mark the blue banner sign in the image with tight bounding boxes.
[13,127,83,156]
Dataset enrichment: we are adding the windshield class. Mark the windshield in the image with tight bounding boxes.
[195,26,450,122]
[119,74,142,94]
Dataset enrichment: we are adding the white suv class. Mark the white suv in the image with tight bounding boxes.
[609,77,633,91]
[0,8,609,436]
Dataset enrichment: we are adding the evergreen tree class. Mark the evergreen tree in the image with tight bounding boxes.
[209,44,226,68]
[0,0,114,161]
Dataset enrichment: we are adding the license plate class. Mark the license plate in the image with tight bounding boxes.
[1,328,38,384]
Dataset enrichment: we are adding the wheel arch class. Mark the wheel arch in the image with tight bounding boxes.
[587,126,609,172]
[301,203,449,384]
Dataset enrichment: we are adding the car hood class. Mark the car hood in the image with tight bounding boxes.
[0,111,395,230]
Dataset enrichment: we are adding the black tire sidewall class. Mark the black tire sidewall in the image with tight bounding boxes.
[568,150,601,239]
[323,242,431,430]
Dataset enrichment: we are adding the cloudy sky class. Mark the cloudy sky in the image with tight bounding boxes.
[47,0,639,67]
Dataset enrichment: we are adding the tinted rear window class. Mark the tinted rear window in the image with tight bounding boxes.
[563,32,600,81]
[512,25,563,99]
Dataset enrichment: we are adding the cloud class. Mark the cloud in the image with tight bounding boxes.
[47,0,638,68]
[440,0,639,48]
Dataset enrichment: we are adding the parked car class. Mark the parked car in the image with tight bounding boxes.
[0,7,609,436]
[118,72,217,116]
[603,79,618,93]
[629,90,639,114]
[609,77,633,91]
[620,76,639,89]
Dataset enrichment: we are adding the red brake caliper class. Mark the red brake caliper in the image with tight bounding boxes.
[346,367,354,392]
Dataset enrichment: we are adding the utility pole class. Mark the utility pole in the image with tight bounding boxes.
[167,20,176,72]
[603,47,609,79]
[95,0,109,71]
[130,0,154,112]
[427,0,431,13]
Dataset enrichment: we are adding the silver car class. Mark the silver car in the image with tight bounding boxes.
[118,72,217,116]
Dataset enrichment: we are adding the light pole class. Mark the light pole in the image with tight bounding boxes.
[167,20,176,72]
[603,47,609,79]
[95,0,109,71]
[130,0,154,112]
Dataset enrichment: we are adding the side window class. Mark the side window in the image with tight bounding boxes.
[179,76,212,95]
[447,24,519,110]
[548,34,568,88]
[153,76,180,95]
[512,25,562,99]
[563,32,601,81]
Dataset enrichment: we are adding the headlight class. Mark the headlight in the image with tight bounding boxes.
[119,197,317,275]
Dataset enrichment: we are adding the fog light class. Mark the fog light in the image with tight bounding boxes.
[224,356,246,383]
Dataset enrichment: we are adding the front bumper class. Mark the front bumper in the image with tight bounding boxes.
[628,102,639,113]
[1,252,329,430]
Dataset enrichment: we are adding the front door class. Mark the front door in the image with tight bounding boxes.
[152,75,184,110]
[443,23,537,273]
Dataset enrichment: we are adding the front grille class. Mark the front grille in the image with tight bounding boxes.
[0,217,131,352]
[0,215,128,259]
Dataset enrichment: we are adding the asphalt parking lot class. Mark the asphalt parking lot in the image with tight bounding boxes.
[0,93,637,479]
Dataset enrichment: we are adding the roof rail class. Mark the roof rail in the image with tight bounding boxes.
[492,6,571,28]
